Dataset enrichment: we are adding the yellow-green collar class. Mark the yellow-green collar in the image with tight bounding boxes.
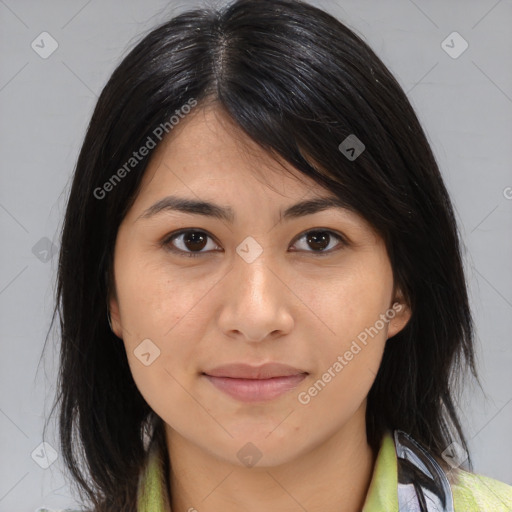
[362,430,398,510]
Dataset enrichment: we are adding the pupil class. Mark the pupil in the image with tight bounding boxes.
[307,231,329,251]
[185,231,207,251]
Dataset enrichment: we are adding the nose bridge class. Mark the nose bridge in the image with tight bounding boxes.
[217,235,294,341]
[233,237,278,302]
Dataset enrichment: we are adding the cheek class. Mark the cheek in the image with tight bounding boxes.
[298,323,388,426]
[114,256,209,394]
[126,354,208,438]
[119,288,207,428]
[299,260,393,347]
[296,255,393,405]
[116,251,214,338]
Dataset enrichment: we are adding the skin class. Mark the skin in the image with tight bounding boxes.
[109,104,411,512]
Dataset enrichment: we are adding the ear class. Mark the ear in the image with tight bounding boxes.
[108,289,123,339]
[386,288,412,340]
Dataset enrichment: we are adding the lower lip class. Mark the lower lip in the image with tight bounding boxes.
[203,373,308,402]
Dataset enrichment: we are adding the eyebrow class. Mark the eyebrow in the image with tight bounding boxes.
[136,194,353,223]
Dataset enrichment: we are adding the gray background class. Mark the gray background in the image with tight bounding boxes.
[1,0,511,510]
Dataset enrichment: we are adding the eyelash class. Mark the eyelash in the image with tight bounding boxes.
[161,229,347,258]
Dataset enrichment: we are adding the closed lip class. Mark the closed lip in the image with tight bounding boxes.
[202,362,308,379]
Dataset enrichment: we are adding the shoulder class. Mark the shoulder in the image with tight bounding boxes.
[450,469,512,511]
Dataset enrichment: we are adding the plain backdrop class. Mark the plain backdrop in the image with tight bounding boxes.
[0,0,511,510]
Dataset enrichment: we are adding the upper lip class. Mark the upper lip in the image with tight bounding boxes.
[203,363,308,379]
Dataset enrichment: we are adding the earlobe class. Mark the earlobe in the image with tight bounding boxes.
[387,290,412,340]
[108,294,122,338]
[387,303,411,340]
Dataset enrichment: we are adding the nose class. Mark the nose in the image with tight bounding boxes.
[217,249,294,343]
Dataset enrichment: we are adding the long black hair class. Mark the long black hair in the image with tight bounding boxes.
[44,0,477,510]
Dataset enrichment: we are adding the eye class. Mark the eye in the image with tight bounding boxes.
[290,229,346,255]
[163,229,220,258]
[162,228,346,258]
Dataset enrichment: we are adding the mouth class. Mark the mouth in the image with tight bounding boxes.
[201,362,308,402]
[202,374,308,402]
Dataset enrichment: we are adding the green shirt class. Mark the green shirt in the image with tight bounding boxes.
[137,431,512,511]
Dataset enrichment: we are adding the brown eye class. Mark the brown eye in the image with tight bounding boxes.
[164,230,220,257]
[291,230,345,255]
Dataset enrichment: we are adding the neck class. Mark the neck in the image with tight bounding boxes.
[165,407,376,512]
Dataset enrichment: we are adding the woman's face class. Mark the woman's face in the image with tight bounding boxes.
[109,105,411,466]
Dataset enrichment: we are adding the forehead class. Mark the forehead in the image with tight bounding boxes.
[133,105,328,206]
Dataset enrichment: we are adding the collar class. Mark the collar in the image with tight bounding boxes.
[362,430,398,510]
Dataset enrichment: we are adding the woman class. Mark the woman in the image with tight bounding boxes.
[45,0,512,510]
